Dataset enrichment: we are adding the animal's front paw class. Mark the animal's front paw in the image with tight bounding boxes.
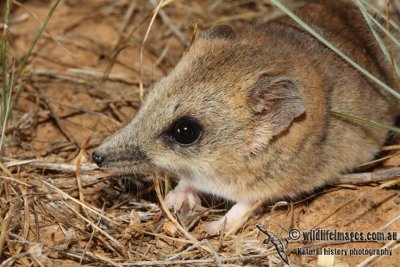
[204,217,227,235]
[165,180,201,211]
[204,201,254,235]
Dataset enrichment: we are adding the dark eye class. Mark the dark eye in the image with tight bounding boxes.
[167,117,202,146]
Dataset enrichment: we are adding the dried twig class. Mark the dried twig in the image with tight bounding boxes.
[334,167,400,184]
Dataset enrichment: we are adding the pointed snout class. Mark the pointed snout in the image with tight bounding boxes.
[93,120,151,169]
[92,141,150,169]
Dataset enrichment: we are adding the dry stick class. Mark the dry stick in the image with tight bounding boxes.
[7,185,31,267]
[334,167,400,184]
[154,44,170,67]
[118,2,137,38]
[74,251,120,267]
[79,202,107,265]
[166,240,208,261]
[61,1,111,33]
[61,200,126,255]
[18,142,76,159]
[43,99,121,125]
[110,186,154,210]
[32,52,77,68]
[29,161,98,172]
[122,252,272,266]
[3,159,38,168]
[0,176,30,187]
[43,35,141,74]
[101,2,136,83]
[68,68,140,84]
[33,67,141,85]
[0,251,32,267]
[152,175,215,255]
[32,70,94,87]
[41,180,118,225]
[109,103,127,123]
[0,161,13,177]
[139,229,197,244]
[42,98,81,149]
[76,251,122,267]
[33,106,101,131]
[0,203,17,257]
[75,139,91,223]
[31,201,40,243]
[102,13,152,84]
[94,234,126,259]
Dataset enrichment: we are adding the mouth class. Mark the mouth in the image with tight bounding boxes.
[99,160,158,175]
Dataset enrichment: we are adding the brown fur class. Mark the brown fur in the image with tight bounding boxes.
[94,0,399,226]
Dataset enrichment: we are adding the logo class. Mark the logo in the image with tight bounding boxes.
[256,224,291,265]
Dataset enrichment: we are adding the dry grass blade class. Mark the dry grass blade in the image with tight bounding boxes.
[140,0,164,102]
[271,0,400,100]
[152,175,215,255]
[61,200,125,251]
[149,0,187,45]
[331,111,400,133]
[380,214,400,230]
[0,175,30,186]
[0,203,17,256]
[0,61,14,154]
[360,0,400,32]
[356,0,400,81]
[13,0,73,57]
[41,180,119,225]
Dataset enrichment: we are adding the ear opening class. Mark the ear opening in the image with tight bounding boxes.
[249,75,306,137]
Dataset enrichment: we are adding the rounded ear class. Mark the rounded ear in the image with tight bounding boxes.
[249,75,306,137]
[202,24,237,40]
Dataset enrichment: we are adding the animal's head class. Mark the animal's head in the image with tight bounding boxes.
[93,25,306,179]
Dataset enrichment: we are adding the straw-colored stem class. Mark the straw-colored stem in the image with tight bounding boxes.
[330,111,400,133]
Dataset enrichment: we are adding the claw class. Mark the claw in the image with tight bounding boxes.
[204,201,254,235]
[165,180,201,211]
